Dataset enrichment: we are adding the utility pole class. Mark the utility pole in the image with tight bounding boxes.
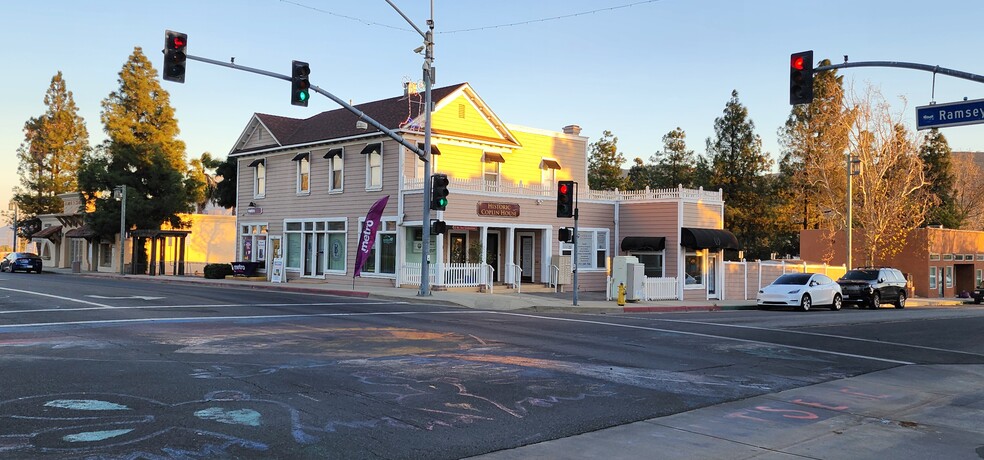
[115,186,127,275]
[386,0,436,296]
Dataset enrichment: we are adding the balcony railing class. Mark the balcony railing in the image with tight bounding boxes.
[401,177,722,202]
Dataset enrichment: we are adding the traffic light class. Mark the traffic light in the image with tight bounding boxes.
[431,220,448,234]
[789,50,814,105]
[430,173,450,211]
[163,30,187,83]
[291,60,311,107]
[557,180,575,218]
[559,227,574,243]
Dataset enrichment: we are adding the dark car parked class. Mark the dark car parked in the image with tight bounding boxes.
[837,267,907,309]
[0,252,43,273]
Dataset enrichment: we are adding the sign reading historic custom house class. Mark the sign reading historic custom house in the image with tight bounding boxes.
[477,202,520,217]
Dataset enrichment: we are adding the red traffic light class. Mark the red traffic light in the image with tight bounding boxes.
[559,183,569,194]
[791,55,804,70]
[169,35,186,49]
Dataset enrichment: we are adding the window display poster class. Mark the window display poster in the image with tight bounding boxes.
[271,258,285,283]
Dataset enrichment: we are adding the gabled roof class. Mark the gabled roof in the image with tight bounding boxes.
[229,83,518,156]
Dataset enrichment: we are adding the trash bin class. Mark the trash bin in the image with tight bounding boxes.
[71,261,81,273]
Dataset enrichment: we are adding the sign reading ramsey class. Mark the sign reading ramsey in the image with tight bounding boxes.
[916,98,984,130]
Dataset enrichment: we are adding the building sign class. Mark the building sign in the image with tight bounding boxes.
[477,202,520,217]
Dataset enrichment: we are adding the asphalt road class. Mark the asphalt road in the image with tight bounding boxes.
[1,273,983,459]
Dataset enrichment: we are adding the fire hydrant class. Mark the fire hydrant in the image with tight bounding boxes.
[617,282,626,306]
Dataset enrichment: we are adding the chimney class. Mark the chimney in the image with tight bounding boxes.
[562,124,581,135]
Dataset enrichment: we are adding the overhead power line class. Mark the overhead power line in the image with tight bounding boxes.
[278,0,663,34]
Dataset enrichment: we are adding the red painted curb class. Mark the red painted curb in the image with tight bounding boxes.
[622,306,724,313]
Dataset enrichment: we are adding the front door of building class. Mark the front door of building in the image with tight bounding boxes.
[707,255,718,299]
[486,231,500,283]
[519,232,534,283]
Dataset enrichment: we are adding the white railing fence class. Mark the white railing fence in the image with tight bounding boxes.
[508,263,522,293]
[643,277,678,300]
[401,262,494,292]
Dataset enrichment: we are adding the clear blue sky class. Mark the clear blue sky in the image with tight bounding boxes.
[3,0,984,221]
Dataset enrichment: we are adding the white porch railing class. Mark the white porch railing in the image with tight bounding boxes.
[508,263,522,293]
[401,262,494,292]
[401,178,724,203]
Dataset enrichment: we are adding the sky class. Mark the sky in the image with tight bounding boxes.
[3,0,984,229]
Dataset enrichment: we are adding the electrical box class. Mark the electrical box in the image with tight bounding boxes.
[626,262,646,301]
[610,256,639,299]
[553,255,572,285]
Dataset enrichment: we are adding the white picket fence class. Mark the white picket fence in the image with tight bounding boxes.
[643,277,678,300]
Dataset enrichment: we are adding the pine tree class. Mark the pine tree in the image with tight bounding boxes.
[652,127,696,188]
[705,90,777,259]
[13,71,90,216]
[213,155,238,209]
[920,128,961,228]
[778,59,856,232]
[587,130,628,191]
[78,47,198,237]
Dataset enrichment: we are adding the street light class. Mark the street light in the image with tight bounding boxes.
[846,153,860,269]
[7,201,17,251]
[114,186,127,275]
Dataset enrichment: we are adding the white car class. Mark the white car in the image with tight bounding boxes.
[757,273,842,312]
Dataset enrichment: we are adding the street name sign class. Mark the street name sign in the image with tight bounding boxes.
[916,98,984,130]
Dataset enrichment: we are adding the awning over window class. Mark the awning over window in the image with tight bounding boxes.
[417,143,441,155]
[32,225,63,242]
[541,159,561,169]
[292,152,309,161]
[247,158,265,168]
[65,225,99,240]
[621,236,665,252]
[484,152,505,163]
[323,148,343,159]
[681,227,740,250]
[361,143,381,155]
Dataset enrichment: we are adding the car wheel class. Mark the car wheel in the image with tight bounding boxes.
[869,292,880,309]
[799,294,812,312]
[830,294,842,311]
[895,291,906,309]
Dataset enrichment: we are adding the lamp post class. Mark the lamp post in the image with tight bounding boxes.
[114,186,127,275]
[7,201,17,252]
[846,153,860,269]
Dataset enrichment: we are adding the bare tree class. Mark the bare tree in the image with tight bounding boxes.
[951,153,984,230]
[847,86,933,265]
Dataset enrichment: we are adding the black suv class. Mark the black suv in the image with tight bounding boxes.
[837,268,908,309]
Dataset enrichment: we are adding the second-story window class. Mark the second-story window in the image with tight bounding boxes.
[248,158,266,197]
[293,152,310,194]
[362,143,383,190]
[483,152,504,190]
[324,148,343,192]
[541,158,561,190]
[415,143,439,178]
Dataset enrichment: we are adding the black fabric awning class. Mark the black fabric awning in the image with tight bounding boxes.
[361,143,381,155]
[621,236,665,252]
[292,152,309,161]
[323,148,343,159]
[247,158,265,167]
[681,227,740,250]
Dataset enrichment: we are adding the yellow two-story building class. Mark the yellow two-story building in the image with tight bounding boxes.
[229,83,738,300]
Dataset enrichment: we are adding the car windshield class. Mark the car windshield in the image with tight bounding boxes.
[773,274,811,285]
[14,253,38,258]
[841,270,878,281]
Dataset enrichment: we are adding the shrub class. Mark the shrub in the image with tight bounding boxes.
[204,263,234,279]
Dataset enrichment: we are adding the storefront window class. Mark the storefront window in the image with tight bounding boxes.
[361,219,397,276]
[684,251,704,287]
[633,252,664,278]
[240,224,268,268]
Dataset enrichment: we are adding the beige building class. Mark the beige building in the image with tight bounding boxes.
[230,83,738,300]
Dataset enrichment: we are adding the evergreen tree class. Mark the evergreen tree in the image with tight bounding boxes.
[213,155,238,209]
[652,127,696,188]
[920,128,961,228]
[587,130,628,191]
[778,59,855,233]
[705,90,777,259]
[78,47,198,237]
[625,157,659,190]
[13,71,90,217]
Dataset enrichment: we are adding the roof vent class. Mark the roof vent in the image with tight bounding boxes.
[356,120,368,130]
[562,125,581,135]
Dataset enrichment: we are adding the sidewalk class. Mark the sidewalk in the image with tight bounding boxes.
[42,268,966,313]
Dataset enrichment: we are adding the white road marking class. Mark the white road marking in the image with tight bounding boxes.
[494,312,916,365]
[87,295,165,301]
[0,286,114,308]
[0,301,412,315]
[635,317,984,359]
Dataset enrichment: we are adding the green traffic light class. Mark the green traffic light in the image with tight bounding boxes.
[438,197,448,207]
[299,91,308,102]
